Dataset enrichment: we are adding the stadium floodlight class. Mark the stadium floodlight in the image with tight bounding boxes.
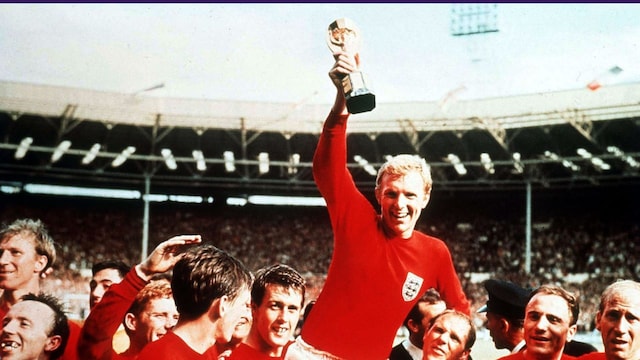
[577,148,610,171]
[512,152,524,174]
[446,153,467,176]
[81,143,101,165]
[480,153,495,174]
[543,150,559,161]
[111,146,136,168]
[353,155,377,176]
[223,151,235,172]
[258,152,269,174]
[161,148,177,170]
[14,137,33,160]
[577,148,592,159]
[544,150,580,171]
[607,146,639,168]
[51,140,72,163]
[450,3,499,36]
[288,153,300,175]
[192,150,206,171]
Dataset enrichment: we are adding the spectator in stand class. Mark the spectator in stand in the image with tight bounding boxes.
[78,235,201,360]
[287,46,470,360]
[422,310,475,360]
[498,284,579,360]
[578,280,640,360]
[478,279,531,354]
[229,264,305,359]
[0,292,70,360]
[390,288,447,360]
[0,218,80,360]
[137,243,253,360]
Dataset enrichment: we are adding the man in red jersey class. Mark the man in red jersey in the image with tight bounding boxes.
[285,50,470,360]
[498,284,578,360]
[578,280,640,360]
[229,264,305,359]
[0,218,80,360]
[0,293,70,360]
[78,235,200,360]
[137,244,252,360]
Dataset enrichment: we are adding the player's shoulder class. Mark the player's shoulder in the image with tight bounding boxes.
[414,231,448,248]
[575,352,605,360]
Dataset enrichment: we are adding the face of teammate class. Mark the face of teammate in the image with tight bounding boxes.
[422,313,471,360]
[412,301,447,348]
[89,268,124,310]
[251,284,303,356]
[0,300,61,360]
[596,288,640,360]
[376,171,429,239]
[130,297,179,347]
[219,286,252,344]
[524,293,576,358]
[0,234,47,292]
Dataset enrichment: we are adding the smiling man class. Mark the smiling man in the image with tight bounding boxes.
[286,50,470,360]
[578,280,640,360]
[0,293,70,360]
[0,218,80,360]
[499,284,578,360]
[229,264,305,359]
[79,235,200,360]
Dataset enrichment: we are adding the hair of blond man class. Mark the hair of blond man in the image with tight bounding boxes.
[375,154,433,194]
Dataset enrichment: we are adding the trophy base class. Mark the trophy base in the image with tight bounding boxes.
[343,71,376,114]
[346,92,376,114]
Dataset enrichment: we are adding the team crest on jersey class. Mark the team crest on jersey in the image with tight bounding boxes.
[402,272,424,302]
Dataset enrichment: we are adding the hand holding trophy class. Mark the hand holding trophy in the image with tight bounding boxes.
[327,18,375,114]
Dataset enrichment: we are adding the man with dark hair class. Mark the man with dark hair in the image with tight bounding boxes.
[1,292,70,360]
[90,260,130,310]
[229,264,305,359]
[137,244,253,360]
[390,288,447,360]
[79,235,200,360]
[0,218,80,360]
[478,279,531,354]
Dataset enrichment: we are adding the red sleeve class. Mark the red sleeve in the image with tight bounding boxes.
[60,320,82,360]
[438,244,471,315]
[77,269,147,359]
[312,110,353,209]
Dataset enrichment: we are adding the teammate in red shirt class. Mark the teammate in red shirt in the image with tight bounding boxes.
[286,50,470,360]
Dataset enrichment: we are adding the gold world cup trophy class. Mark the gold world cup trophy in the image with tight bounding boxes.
[327,18,375,114]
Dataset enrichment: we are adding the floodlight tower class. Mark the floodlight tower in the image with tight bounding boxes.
[450,4,499,37]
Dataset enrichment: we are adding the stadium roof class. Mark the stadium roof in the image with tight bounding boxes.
[1,80,639,197]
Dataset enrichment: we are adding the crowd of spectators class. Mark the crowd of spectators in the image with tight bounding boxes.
[0,192,637,332]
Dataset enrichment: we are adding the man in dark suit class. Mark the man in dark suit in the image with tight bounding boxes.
[478,279,531,354]
[389,288,446,360]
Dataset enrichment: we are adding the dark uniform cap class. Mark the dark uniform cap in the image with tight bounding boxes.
[477,279,531,320]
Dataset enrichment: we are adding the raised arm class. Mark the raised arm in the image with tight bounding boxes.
[78,235,201,360]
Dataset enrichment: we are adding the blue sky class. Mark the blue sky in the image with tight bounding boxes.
[1,3,639,105]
